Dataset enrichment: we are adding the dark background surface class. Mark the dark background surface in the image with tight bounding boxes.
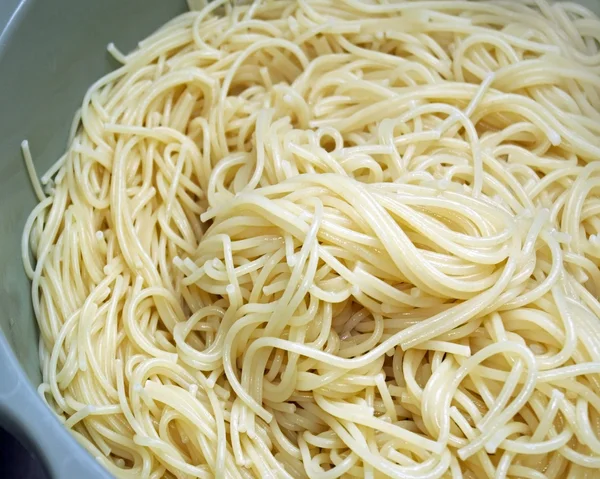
[0,425,49,479]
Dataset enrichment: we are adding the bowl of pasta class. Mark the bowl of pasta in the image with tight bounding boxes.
[1,1,600,478]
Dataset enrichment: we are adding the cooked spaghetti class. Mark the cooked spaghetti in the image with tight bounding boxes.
[23,0,600,477]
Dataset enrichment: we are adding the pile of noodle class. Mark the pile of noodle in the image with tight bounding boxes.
[22,1,600,477]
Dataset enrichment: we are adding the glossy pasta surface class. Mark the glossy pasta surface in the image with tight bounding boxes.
[23,1,600,477]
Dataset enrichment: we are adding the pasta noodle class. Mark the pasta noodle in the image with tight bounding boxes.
[22,0,600,477]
